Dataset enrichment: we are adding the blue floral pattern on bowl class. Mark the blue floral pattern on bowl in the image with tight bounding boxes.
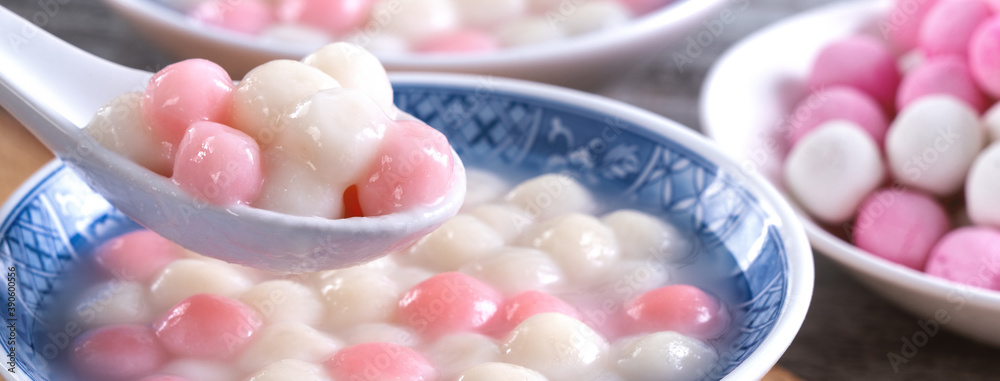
[0,81,790,380]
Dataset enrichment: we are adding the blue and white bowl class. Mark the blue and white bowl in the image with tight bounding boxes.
[0,74,812,380]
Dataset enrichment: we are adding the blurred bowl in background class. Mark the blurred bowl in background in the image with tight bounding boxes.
[102,0,731,88]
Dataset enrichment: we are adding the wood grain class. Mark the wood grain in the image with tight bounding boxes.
[0,108,53,202]
[762,365,804,381]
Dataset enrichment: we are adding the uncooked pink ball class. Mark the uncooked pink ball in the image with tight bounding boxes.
[852,188,950,271]
[172,121,264,205]
[278,0,376,35]
[416,30,501,54]
[896,56,987,113]
[141,59,235,148]
[884,0,942,51]
[969,16,1000,98]
[925,227,1000,291]
[918,0,993,58]
[807,36,900,111]
[188,0,274,35]
[785,86,888,148]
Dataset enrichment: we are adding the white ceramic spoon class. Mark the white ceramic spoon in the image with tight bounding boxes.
[0,6,466,273]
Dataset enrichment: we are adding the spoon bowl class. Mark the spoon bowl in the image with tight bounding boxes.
[0,6,466,273]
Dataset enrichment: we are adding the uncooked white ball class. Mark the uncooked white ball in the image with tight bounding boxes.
[886,95,984,196]
[966,142,1000,228]
[784,120,885,224]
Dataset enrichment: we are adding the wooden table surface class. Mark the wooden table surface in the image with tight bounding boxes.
[2,0,1000,380]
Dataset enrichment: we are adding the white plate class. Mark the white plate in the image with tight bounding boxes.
[701,0,1000,347]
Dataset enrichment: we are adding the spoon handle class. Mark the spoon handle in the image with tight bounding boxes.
[0,6,150,157]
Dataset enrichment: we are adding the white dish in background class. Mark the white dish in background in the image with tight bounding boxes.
[701,0,1000,347]
[102,0,729,88]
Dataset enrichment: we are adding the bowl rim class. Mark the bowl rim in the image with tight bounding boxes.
[101,0,729,67]
[0,73,814,381]
[699,0,1000,316]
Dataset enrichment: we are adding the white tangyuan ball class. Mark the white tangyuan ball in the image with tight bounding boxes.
[316,268,400,328]
[239,280,324,325]
[237,322,342,373]
[342,323,421,347]
[405,214,505,271]
[149,259,253,311]
[497,17,566,47]
[966,142,1000,228]
[161,359,238,381]
[253,149,344,219]
[601,210,690,262]
[389,266,436,292]
[426,333,501,379]
[469,203,535,243]
[232,60,340,142]
[562,1,631,36]
[886,95,984,196]
[246,359,332,381]
[75,280,151,328]
[614,332,718,381]
[783,121,885,224]
[271,87,389,184]
[371,0,458,43]
[520,213,620,282]
[460,247,564,295]
[302,43,396,118]
[455,362,549,381]
[505,174,595,221]
[501,313,610,381]
[463,169,511,211]
[85,92,173,176]
[452,0,527,28]
[983,102,1000,143]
